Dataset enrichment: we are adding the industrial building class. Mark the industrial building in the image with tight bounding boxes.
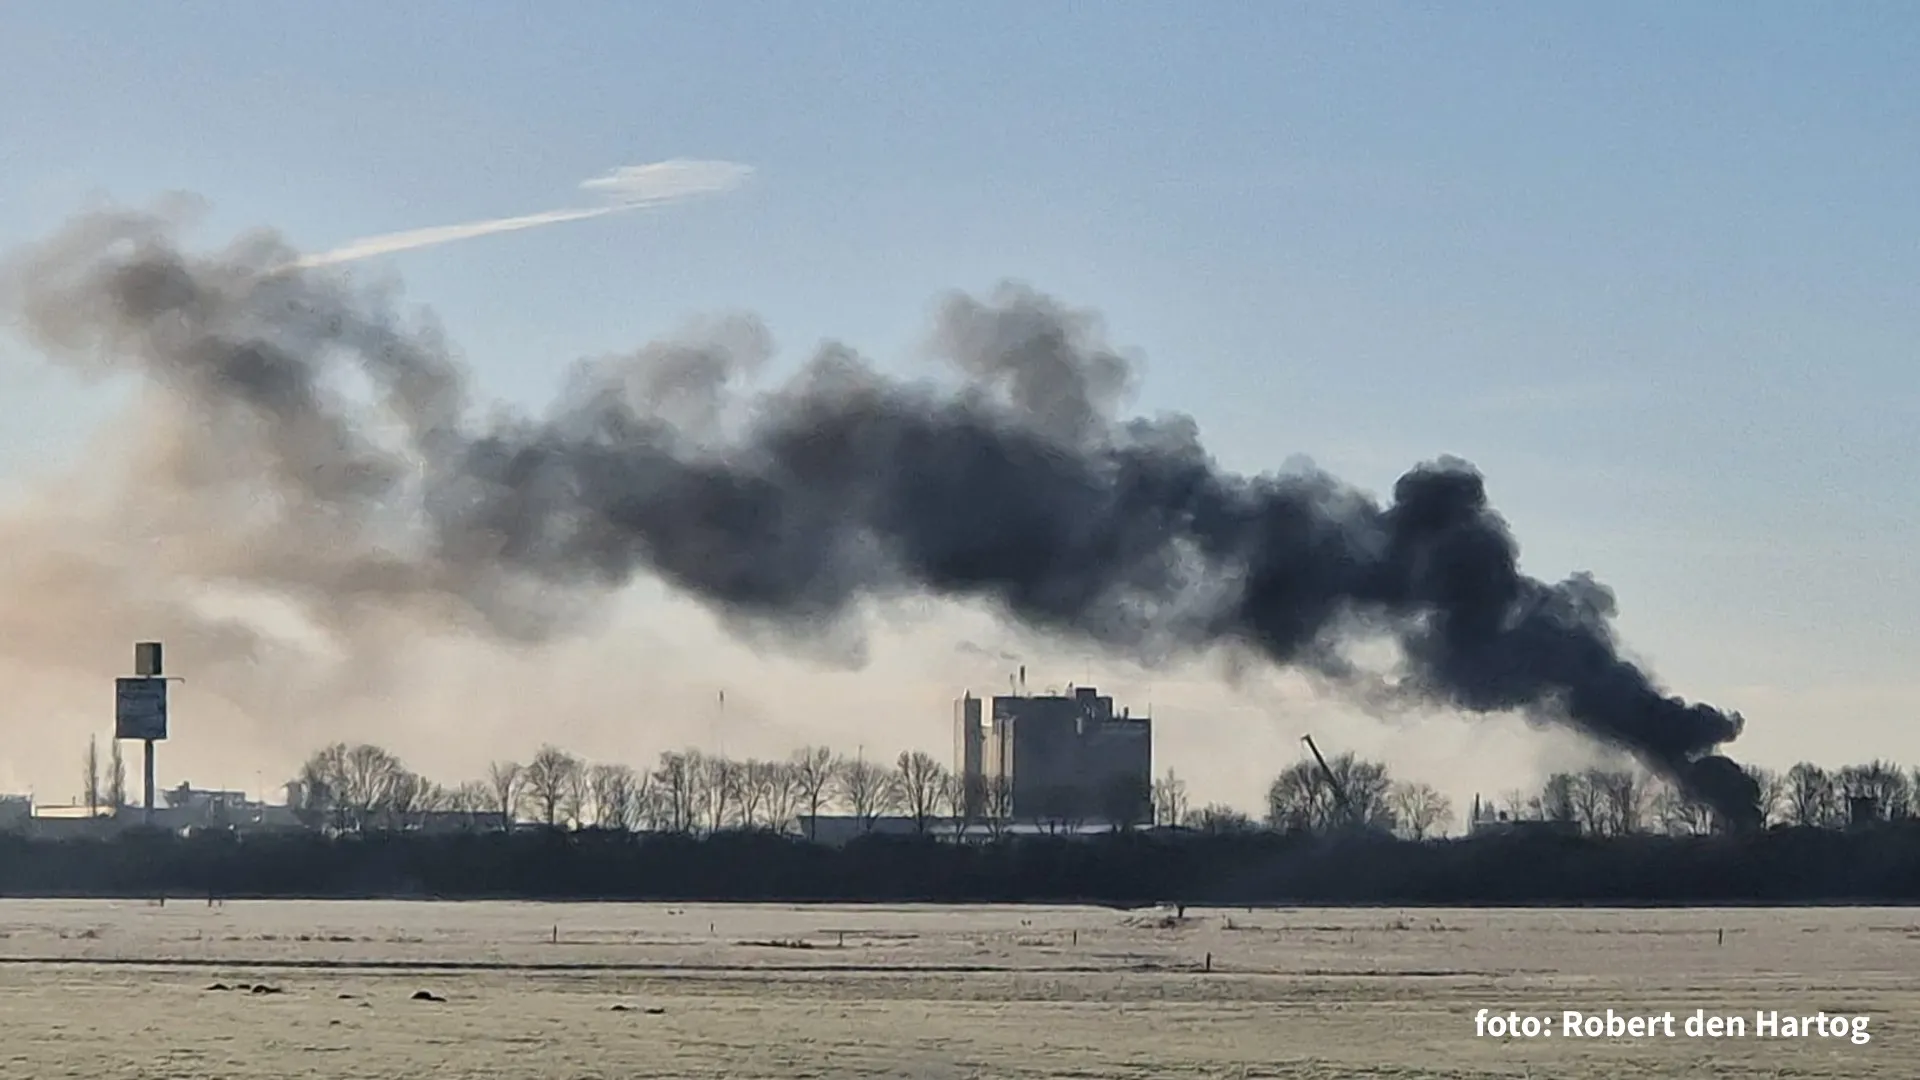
[953,682,1152,826]
[0,784,303,838]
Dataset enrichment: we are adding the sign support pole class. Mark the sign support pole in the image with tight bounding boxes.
[143,739,156,827]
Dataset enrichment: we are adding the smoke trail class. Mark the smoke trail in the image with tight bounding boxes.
[293,159,752,268]
[0,206,1760,823]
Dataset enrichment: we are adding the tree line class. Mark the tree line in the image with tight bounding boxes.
[1488,760,1920,834]
[291,742,988,839]
[282,740,1464,839]
[19,742,1920,905]
[66,732,1918,840]
[279,742,1906,838]
[1259,757,1920,837]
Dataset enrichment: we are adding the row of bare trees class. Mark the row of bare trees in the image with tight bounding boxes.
[291,743,1037,838]
[80,736,127,815]
[280,739,1472,841]
[98,728,1914,841]
[1226,754,1920,841]
[1484,760,1920,835]
[1767,761,1915,826]
[1256,751,1457,840]
[1487,769,1699,835]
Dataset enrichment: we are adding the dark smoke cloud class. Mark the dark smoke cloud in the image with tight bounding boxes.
[0,206,1759,823]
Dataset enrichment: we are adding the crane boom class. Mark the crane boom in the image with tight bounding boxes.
[1300,734,1354,823]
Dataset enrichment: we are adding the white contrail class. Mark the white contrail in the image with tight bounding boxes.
[293,159,753,269]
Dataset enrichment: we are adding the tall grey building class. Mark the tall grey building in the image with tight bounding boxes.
[954,683,1152,825]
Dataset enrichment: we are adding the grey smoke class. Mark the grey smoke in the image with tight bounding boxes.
[0,206,1759,823]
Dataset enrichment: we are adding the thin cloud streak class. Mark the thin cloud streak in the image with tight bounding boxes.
[295,205,621,268]
[293,158,753,269]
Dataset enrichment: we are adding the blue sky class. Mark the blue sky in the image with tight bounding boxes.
[1,5,1917,803]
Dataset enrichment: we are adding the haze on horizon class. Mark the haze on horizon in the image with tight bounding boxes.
[0,5,1915,816]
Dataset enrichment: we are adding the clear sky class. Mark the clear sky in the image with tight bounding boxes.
[1,4,1916,812]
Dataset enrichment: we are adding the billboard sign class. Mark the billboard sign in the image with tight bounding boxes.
[115,677,168,741]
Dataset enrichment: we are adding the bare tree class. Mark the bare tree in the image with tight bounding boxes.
[981,773,1013,836]
[1151,768,1188,827]
[106,739,127,810]
[1265,760,1333,832]
[292,749,342,829]
[602,772,649,830]
[447,780,493,816]
[1333,755,1397,830]
[378,770,442,829]
[836,757,899,830]
[1650,783,1713,835]
[735,759,773,829]
[82,736,102,815]
[583,763,644,830]
[1745,765,1786,827]
[634,773,672,832]
[1388,781,1454,840]
[292,743,416,831]
[1593,770,1645,835]
[1540,773,1578,825]
[758,761,799,834]
[292,759,329,822]
[1784,762,1836,827]
[416,780,479,825]
[486,761,523,830]
[609,766,653,831]
[1266,754,1396,833]
[1570,770,1608,835]
[697,753,743,832]
[625,769,656,831]
[894,750,946,832]
[1837,760,1911,820]
[790,746,836,840]
[651,751,698,834]
[936,770,969,829]
[522,745,581,828]
[559,762,591,829]
[339,744,404,813]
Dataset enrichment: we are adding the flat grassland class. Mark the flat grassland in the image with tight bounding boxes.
[0,900,1905,1078]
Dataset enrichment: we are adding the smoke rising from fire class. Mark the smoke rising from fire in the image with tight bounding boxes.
[0,204,1759,822]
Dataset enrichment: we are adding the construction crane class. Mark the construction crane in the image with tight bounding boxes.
[1300,734,1354,827]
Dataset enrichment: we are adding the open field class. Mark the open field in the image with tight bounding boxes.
[0,900,1905,1078]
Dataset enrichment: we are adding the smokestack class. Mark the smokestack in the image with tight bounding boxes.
[0,208,1760,823]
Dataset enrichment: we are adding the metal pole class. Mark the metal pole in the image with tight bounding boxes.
[143,739,156,826]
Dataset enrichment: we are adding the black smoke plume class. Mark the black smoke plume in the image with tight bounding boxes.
[0,206,1759,824]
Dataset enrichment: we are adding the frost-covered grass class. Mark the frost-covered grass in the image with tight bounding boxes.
[0,901,1905,1077]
